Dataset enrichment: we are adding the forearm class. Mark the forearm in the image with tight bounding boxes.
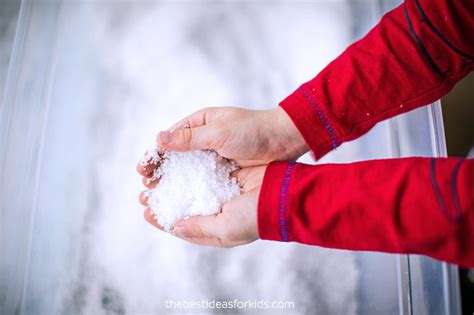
[280,0,473,159]
[258,157,474,266]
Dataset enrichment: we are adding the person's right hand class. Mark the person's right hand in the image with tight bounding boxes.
[155,107,308,167]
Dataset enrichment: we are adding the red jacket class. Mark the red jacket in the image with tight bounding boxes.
[258,0,474,266]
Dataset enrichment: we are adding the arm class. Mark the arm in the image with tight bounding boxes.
[258,158,474,266]
[280,0,473,159]
[256,0,474,265]
[140,0,473,258]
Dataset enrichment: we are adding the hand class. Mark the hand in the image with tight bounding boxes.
[141,166,266,247]
[155,107,307,167]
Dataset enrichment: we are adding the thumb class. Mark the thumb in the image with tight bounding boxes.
[172,215,221,239]
[157,126,213,151]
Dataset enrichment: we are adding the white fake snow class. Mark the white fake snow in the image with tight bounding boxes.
[143,146,241,230]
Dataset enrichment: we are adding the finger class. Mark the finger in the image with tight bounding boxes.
[136,161,160,177]
[144,210,224,246]
[142,175,160,189]
[234,159,264,168]
[144,208,164,231]
[231,167,250,181]
[157,126,216,152]
[169,107,216,132]
[172,214,222,240]
[231,166,266,192]
[174,235,228,248]
[139,190,150,206]
[137,150,162,176]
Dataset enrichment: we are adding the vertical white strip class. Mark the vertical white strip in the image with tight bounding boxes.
[427,101,462,315]
[18,4,62,313]
[0,0,31,182]
[1,1,32,313]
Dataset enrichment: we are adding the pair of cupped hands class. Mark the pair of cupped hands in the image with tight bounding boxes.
[136,107,308,248]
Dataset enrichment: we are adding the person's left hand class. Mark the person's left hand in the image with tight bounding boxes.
[140,165,266,247]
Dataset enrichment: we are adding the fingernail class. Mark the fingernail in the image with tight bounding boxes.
[159,131,171,145]
[173,226,187,237]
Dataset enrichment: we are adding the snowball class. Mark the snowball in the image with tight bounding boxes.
[143,146,241,231]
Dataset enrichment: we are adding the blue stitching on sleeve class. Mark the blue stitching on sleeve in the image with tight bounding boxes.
[414,0,474,61]
[297,86,338,150]
[279,161,296,242]
[450,159,464,219]
[404,2,445,78]
[430,158,462,223]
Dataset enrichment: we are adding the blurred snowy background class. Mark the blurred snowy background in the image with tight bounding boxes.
[1,1,408,314]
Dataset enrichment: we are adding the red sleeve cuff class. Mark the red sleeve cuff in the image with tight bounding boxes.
[279,85,338,160]
[257,161,291,241]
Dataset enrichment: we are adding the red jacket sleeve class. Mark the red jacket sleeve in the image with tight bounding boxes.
[258,158,474,267]
[279,0,473,159]
[258,0,474,265]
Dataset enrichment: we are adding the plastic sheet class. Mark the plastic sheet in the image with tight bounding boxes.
[0,1,461,314]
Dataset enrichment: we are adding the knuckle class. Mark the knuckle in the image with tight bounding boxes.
[200,106,216,113]
[197,107,209,115]
[189,223,205,238]
[176,128,193,144]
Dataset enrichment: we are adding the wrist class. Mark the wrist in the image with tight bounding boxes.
[269,107,308,161]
